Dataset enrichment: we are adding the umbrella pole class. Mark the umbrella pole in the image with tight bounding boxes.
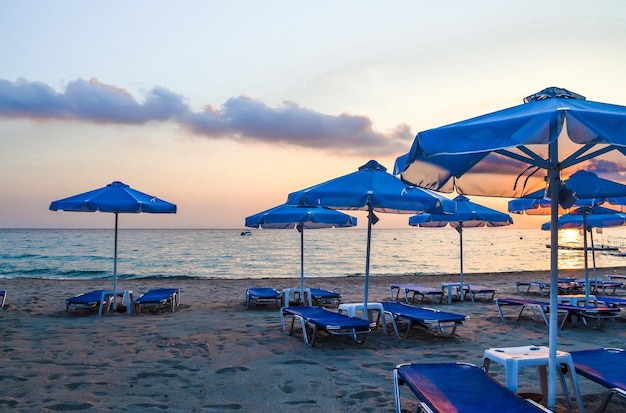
[547,148,559,410]
[458,225,464,301]
[591,229,598,289]
[583,214,590,305]
[364,202,373,319]
[300,225,305,303]
[113,212,118,310]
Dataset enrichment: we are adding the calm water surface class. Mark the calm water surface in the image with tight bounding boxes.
[2,228,626,281]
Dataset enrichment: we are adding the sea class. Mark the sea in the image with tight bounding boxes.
[2,228,626,281]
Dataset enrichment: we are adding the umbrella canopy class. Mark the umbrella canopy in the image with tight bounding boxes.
[508,170,626,214]
[287,160,455,313]
[50,181,177,306]
[541,205,626,304]
[397,87,626,409]
[245,204,357,298]
[409,195,513,294]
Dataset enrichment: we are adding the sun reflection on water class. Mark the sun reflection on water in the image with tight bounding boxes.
[557,229,586,270]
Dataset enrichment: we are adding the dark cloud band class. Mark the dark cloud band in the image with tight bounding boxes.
[0,77,412,156]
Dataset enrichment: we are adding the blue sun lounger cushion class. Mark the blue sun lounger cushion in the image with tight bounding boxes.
[65,290,108,313]
[309,288,342,307]
[570,348,626,413]
[381,301,468,337]
[134,288,180,313]
[280,306,374,347]
[245,287,282,309]
[393,362,552,413]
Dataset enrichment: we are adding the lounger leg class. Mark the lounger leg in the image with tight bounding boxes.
[404,320,414,338]
[387,312,401,337]
[124,291,132,314]
[393,369,402,413]
[353,328,367,344]
[538,306,550,326]
[496,301,507,321]
[280,309,292,335]
[305,322,315,346]
[599,388,626,413]
[390,286,400,301]
[515,305,527,322]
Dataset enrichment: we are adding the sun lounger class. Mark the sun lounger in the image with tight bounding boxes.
[389,283,444,304]
[65,290,108,314]
[557,279,584,294]
[280,306,375,346]
[134,288,180,313]
[516,281,550,296]
[608,274,626,284]
[595,295,626,309]
[496,298,620,329]
[245,287,282,309]
[309,288,342,307]
[381,301,468,337]
[393,362,552,413]
[569,348,626,413]
[0,290,5,309]
[581,280,623,295]
[459,284,496,302]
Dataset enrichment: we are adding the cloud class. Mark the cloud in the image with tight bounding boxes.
[185,96,412,155]
[0,78,188,123]
[0,78,412,156]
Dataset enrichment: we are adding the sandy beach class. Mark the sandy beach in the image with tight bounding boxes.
[1,268,625,412]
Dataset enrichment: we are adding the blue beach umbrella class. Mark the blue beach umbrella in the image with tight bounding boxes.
[245,204,357,299]
[509,171,626,306]
[49,181,177,307]
[398,87,626,409]
[409,195,513,296]
[508,170,626,214]
[541,205,626,304]
[287,160,455,314]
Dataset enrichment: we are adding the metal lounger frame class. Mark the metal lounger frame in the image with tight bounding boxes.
[280,307,374,347]
[496,298,619,330]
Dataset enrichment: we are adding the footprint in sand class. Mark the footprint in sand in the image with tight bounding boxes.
[349,389,383,400]
[45,402,94,411]
[282,359,319,366]
[283,400,317,406]
[203,403,242,410]
[0,375,28,382]
[215,366,249,374]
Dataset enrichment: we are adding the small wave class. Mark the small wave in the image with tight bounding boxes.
[0,253,44,260]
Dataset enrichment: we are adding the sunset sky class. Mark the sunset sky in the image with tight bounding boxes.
[2,1,626,229]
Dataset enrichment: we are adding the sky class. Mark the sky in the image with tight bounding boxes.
[2,0,626,229]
